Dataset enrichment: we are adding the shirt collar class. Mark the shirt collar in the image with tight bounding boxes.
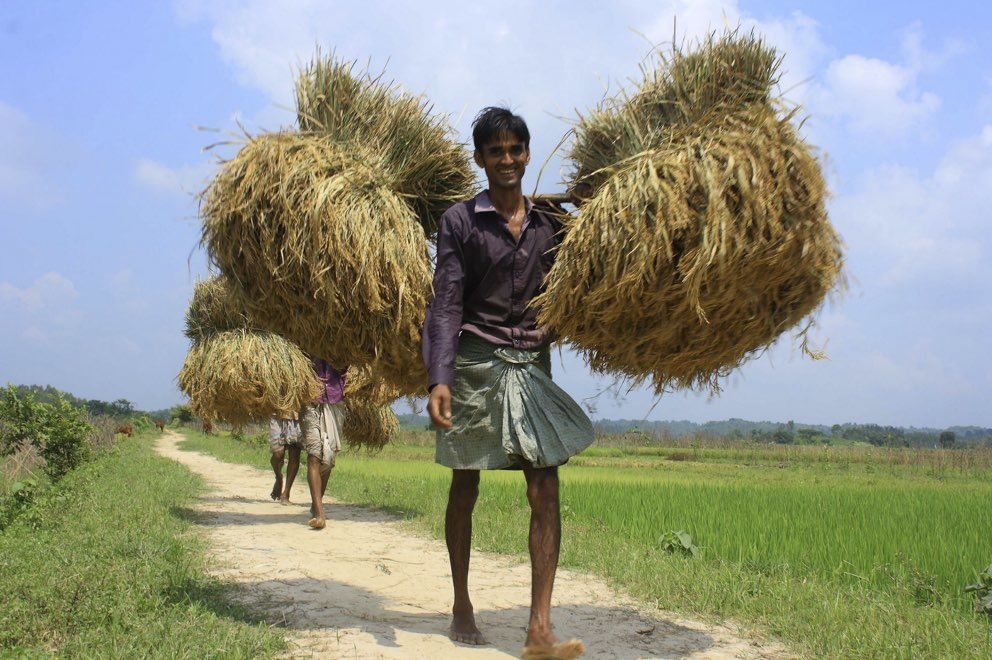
[474,190,534,216]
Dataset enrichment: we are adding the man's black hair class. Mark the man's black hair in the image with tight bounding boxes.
[471,106,530,152]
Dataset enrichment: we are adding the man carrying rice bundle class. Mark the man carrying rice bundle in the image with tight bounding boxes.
[424,107,593,659]
[268,415,301,504]
[299,357,347,530]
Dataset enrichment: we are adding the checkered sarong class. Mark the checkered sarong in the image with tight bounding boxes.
[436,334,594,470]
[268,418,301,452]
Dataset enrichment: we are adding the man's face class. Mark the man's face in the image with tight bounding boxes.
[474,132,530,190]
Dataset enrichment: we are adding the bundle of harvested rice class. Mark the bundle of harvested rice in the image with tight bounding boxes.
[180,276,320,423]
[339,364,405,450]
[344,364,405,407]
[179,329,321,426]
[537,31,844,393]
[183,275,250,341]
[201,55,475,394]
[342,398,400,452]
[295,56,476,236]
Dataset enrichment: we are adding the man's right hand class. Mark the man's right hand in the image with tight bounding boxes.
[428,384,453,429]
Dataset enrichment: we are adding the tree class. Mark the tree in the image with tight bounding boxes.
[109,398,134,417]
[773,429,794,444]
[169,404,194,424]
[939,431,956,448]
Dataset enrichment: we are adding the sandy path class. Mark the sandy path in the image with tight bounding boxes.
[156,431,787,659]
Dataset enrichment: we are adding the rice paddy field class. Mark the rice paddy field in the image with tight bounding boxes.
[180,429,992,658]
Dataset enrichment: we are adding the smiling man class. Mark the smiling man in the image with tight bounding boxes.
[424,106,594,658]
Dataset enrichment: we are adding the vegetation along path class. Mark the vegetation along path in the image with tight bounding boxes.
[156,431,787,658]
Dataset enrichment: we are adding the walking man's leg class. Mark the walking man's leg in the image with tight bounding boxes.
[269,448,285,501]
[280,446,301,504]
[320,460,332,499]
[523,465,563,649]
[446,469,486,645]
[307,454,328,529]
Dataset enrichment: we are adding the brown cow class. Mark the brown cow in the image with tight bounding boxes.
[155,419,166,432]
[115,423,134,438]
[202,419,213,435]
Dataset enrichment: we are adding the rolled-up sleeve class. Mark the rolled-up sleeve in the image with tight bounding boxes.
[424,210,465,389]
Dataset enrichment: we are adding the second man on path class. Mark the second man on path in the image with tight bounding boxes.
[299,357,347,530]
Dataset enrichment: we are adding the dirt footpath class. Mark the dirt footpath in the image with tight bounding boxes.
[156,432,787,659]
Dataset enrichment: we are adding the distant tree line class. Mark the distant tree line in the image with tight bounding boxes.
[591,417,992,448]
[9,384,177,422]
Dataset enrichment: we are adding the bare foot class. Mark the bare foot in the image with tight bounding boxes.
[449,610,487,645]
[523,628,584,659]
[308,517,326,530]
[279,495,291,506]
[270,477,283,501]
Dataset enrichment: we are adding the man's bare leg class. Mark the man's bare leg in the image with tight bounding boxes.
[521,465,582,657]
[269,448,285,500]
[280,446,301,504]
[320,455,334,498]
[446,469,486,645]
[306,454,328,529]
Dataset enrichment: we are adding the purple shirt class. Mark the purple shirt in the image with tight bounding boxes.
[423,191,564,389]
[312,358,346,404]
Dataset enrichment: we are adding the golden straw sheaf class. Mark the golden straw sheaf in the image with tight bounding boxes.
[178,277,321,424]
[536,30,845,393]
[342,399,400,453]
[183,275,251,342]
[340,364,405,452]
[178,329,321,426]
[200,55,476,396]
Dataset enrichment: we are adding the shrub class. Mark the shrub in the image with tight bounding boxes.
[39,397,93,481]
[965,565,992,616]
[0,385,93,482]
[0,477,40,529]
[659,530,699,557]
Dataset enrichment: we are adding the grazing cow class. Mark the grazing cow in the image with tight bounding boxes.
[202,419,213,435]
[155,419,166,432]
[115,423,134,438]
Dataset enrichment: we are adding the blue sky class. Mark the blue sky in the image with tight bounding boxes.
[1,1,989,427]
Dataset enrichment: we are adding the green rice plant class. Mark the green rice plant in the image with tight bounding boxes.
[183,431,992,657]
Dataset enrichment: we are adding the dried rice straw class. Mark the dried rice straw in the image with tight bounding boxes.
[537,30,844,393]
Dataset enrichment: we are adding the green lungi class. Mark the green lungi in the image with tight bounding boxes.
[436,333,595,470]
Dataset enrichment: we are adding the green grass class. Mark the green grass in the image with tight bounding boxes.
[0,432,285,657]
[181,431,992,658]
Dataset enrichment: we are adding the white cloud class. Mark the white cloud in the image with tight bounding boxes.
[814,55,940,135]
[0,272,82,345]
[133,158,215,196]
[832,124,992,288]
[0,101,58,208]
[0,272,78,313]
[899,21,966,74]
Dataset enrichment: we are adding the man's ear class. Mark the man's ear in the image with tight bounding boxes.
[473,150,484,168]
[524,148,531,165]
